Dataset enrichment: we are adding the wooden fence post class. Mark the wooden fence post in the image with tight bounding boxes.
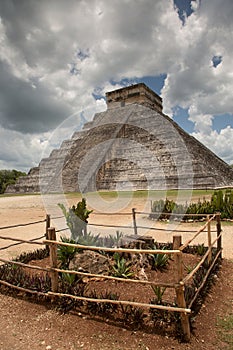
[207,215,212,265]
[132,208,138,237]
[173,235,182,250]
[174,236,191,342]
[45,214,51,252]
[216,212,222,259]
[48,227,58,293]
[173,235,182,277]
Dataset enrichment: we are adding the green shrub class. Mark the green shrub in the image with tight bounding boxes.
[151,190,233,220]
[0,169,26,194]
[57,236,79,269]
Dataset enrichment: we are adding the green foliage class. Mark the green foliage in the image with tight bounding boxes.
[58,198,93,241]
[217,314,233,348]
[196,243,206,256]
[151,285,167,304]
[112,253,134,278]
[149,246,169,271]
[151,189,233,220]
[0,169,26,194]
[61,272,76,285]
[77,231,101,246]
[184,264,197,273]
[57,236,79,269]
[211,189,233,219]
[108,231,123,247]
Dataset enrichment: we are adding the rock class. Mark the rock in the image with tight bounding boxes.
[69,250,110,275]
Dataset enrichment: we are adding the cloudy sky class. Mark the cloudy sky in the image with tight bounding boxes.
[0,0,233,172]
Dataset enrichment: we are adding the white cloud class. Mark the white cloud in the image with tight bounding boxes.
[0,126,46,171]
[161,0,233,164]
[192,126,233,165]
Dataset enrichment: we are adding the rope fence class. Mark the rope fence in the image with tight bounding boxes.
[0,210,223,342]
[0,234,46,251]
[0,219,46,231]
[53,209,216,235]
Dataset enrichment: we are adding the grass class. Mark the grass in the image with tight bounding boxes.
[217,314,233,349]
[65,189,215,202]
[0,192,41,198]
[0,189,220,201]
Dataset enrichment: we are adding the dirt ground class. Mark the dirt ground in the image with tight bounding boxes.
[0,194,233,349]
[0,259,232,350]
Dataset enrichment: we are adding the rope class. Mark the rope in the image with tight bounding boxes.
[56,228,69,233]
[91,212,132,216]
[0,234,45,251]
[137,211,214,217]
[88,223,133,229]
[0,235,44,245]
[50,215,64,220]
[135,225,199,233]
[0,219,46,231]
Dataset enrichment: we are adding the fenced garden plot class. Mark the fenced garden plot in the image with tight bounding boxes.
[0,211,222,342]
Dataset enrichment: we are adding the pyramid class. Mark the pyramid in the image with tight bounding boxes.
[6,83,233,193]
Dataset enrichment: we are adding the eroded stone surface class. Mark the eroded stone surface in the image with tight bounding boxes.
[69,250,111,275]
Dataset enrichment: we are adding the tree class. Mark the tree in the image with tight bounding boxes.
[0,169,26,194]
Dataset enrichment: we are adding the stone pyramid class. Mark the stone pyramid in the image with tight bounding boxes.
[6,83,233,193]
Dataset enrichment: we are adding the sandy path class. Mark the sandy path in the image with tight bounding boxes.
[0,194,232,260]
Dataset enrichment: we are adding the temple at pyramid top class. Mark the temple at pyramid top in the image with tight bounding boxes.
[106,83,163,112]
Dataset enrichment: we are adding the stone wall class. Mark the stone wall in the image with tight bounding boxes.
[106,83,163,112]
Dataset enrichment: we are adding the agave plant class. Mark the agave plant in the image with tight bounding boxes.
[112,253,134,278]
[149,245,169,271]
[108,231,124,247]
[151,285,167,304]
[77,231,101,246]
[57,236,79,269]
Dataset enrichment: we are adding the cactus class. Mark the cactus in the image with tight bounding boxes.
[58,198,93,241]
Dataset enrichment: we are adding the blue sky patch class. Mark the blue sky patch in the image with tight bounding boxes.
[212,55,222,68]
[172,106,195,133]
[212,114,233,132]
[173,0,194,24]
[134,75,167,95]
